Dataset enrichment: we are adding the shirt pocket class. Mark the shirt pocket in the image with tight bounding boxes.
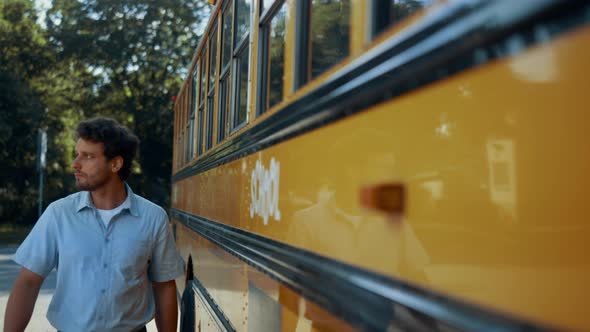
[114,238,151,280]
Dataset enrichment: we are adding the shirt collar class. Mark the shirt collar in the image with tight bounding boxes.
[76,182,139,217]
[123,183,139,217]
[77,191,93,212]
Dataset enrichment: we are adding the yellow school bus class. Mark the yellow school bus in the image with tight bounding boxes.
[171,0,590,330]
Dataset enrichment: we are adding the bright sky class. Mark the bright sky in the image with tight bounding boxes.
[34,0,51,26]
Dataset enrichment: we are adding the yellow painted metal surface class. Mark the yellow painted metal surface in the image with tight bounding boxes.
[173,25,590,330]
[173,221,356,331]
[350,0,368,57]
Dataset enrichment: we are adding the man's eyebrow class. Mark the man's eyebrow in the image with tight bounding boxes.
[74,150,94,155]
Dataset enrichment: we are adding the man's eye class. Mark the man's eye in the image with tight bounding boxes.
[75,153,92,160]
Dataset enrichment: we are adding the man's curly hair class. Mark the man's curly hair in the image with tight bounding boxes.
[75,117,139,181]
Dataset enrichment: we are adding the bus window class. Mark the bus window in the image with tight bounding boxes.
[235,0,251,47]
[219,0,233,143]
[372,0,431,38]
[198,48,207,156]
[231,0,251,132]
[218,78,230,142]
[222,1,233,69]
[184,93,191,164]
[200,49,207,111]
[310,0,350,79]
[260,0,267,12]
[209,23,218,91]
[190,63,199,159]
[257,0,288,115]
[295,0,350,87]
[233,45,249,128]
[207,22,218,150]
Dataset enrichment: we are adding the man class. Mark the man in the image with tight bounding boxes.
[4,117,184,332]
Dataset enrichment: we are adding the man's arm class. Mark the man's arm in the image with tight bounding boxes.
[152,279,178,332]
[4,268,45,332]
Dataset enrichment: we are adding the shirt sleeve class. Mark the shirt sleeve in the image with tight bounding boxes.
[13,204,58,277]
[148,211,185,282]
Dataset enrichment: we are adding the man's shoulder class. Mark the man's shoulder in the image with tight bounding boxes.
[131,193,166,216]
[47,191,85,210]
[35,192,84,227]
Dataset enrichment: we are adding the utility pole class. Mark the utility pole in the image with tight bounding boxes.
[37,130,47,218]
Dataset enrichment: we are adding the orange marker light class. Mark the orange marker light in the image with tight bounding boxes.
[360,183,405,216]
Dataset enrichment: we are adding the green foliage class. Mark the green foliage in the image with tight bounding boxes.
[1,0,209,224]
[310,0,350,79]
[45,0,208,208]
[0,0,50,224]
[0,0,49,76]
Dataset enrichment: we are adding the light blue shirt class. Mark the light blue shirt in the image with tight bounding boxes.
[13,184,184,332]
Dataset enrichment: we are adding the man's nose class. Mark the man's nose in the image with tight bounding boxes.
[72,156,81,170]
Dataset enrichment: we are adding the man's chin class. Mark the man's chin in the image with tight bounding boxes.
[75,180,91,191]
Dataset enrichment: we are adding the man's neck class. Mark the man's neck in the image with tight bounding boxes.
[90,180,127,210]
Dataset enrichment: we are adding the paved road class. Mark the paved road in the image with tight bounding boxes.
[0,246,158,331]
[0,246,56,331]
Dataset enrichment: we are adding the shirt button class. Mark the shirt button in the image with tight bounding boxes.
[101,289,106,294]
[105,238,110,243]
[103,264,107,268]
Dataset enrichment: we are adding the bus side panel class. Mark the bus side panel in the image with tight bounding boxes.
[173,220,356,331]
[174,25,590,330]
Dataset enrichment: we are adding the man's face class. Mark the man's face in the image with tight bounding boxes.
[72,138,115,191]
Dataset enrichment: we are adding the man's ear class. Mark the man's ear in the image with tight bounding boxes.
[111,156,124,173]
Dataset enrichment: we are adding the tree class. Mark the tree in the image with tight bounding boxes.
[1,0,209,224]
[0,0,52,224]
[45,0,210,207]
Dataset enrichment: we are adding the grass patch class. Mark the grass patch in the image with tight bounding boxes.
[0,224,33,246]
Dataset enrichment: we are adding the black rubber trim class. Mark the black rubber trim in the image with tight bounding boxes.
[190,277,236,332]
[171,208,552,331]
[172,0,590,183]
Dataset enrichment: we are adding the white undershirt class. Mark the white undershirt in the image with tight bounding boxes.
[96,195,130,227]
